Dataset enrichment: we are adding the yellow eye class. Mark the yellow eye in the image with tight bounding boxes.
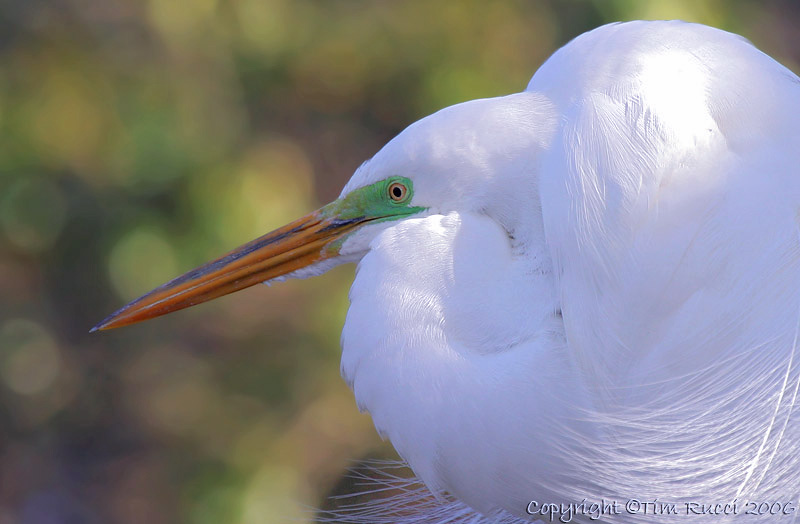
[388,182,408,202]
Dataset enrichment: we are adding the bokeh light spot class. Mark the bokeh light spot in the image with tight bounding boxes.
[108,227,178,301]
[240,466,308,524]
[236,0,295,55]
[28,63,111,174]
[148,0,219,41]
[0,319,61,396]
[192,139,315,244]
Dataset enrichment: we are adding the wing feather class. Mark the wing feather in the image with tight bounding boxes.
[536,20,800,504]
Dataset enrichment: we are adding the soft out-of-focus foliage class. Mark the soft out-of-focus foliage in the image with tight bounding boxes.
[0,1,798,522]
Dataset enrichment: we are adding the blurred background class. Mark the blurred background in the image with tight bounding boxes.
[0,1,798,522]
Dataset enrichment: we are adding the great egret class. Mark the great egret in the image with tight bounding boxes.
[94,20,800,523]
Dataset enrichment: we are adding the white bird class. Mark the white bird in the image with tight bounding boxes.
[94,21,800,523]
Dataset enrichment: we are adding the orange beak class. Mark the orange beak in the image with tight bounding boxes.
[92,208,366,332]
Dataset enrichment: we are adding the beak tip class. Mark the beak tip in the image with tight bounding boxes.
[91,312,121,333]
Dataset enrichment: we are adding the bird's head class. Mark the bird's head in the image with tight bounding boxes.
[92,91,555,331]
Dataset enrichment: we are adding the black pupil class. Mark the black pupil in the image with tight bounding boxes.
[392,185,403,199]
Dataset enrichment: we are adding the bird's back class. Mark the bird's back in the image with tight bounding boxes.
[534,19,800,513]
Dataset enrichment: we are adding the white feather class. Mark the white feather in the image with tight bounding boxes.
[324,20,800,523]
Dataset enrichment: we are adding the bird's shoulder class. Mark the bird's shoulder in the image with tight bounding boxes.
[532,20,800,391]
[529,20,800,150]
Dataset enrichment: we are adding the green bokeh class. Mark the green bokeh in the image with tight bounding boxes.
[0,1,798,522]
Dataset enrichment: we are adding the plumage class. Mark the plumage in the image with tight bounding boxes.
[97,20,800,523]
[337,20,800,522]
